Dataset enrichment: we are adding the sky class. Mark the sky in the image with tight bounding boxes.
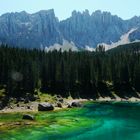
[0,0,140,20]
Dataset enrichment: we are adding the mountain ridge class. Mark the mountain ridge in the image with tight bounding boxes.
[0,9,140,50]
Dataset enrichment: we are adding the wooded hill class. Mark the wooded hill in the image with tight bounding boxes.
[0,42,140,99]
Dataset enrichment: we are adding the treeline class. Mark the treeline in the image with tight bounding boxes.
[0,43,140,99]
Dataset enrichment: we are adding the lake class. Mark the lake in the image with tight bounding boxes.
[0,102,140,140]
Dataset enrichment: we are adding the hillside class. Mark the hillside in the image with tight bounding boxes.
[0,42,140,109]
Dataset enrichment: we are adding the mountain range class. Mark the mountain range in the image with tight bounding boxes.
[0,9,140,51]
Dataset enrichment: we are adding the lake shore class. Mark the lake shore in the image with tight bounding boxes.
[0,97,140,114]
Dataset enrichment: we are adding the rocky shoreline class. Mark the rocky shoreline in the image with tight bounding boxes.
[0,97,140,114]
[0,98,87,113]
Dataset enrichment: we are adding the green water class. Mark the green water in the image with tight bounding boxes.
[0,102,140,140]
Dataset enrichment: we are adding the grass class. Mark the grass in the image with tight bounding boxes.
[38,91,74,103]
[38,92,57,103]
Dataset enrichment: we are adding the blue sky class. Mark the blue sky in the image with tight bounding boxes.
[0,0,140,20]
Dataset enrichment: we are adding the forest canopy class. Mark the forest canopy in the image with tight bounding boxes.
[0,42,140,99]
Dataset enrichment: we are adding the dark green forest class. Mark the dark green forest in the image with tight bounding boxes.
[0,43,140,100]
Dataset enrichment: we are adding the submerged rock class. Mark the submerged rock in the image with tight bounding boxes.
[22,114,34,120]
[38,103,54,111]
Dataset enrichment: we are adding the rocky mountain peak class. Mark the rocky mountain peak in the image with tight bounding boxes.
[36,9,55,17]
[0,9,140,50]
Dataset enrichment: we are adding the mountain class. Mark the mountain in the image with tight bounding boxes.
[0,9,140,50]
[0,9,63,49]
[100,28,138,50]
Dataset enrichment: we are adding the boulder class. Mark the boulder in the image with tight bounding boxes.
[22,114,34,120]
[38,103,54,111]
[71,102,82,107]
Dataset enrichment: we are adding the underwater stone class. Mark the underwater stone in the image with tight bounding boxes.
[22,114,35,120]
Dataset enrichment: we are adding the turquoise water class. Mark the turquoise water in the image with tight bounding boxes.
[0,102,140,140]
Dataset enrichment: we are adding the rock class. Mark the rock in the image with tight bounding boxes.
[56,95,62,98]
[19,98,25,102]
[24,122,32,125]
[58,98,64,103]
[54,95,64,103]
[15,122,21,125]
[56,102,62,108]
[71,102,82,107]
[27,106,30,109]
[9,105,13,109]
[29,95,39,101]
[15,97,25,102]
[24,98,29,104]
[0,123,4,126]
[22,114,34,120]
[38,103,54,111]
[67,104,72,108]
